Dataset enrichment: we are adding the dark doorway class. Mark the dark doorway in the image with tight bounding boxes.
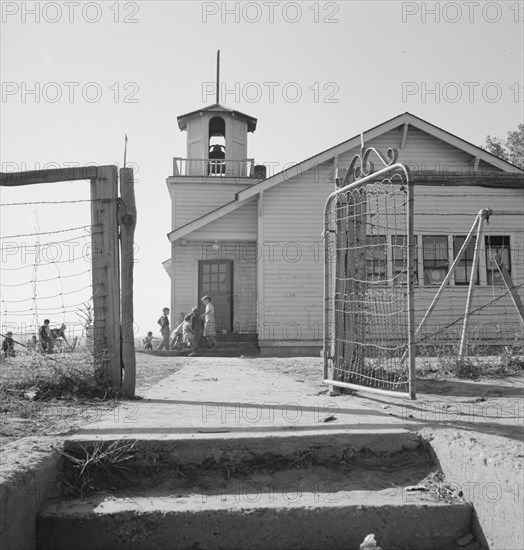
[198,260,233,332]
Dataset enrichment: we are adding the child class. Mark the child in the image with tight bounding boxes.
[27,334,38,353]
[39,319,53,354]
[188,306,204,357]
[50,323,70,350]
[182,315,194,347]
[201,295,218,348]
[169,312,185,350]
[143,331,153,351]
[157,307,170,350]
[2,331,15,357]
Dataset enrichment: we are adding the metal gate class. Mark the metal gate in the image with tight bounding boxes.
[323,145,416,399]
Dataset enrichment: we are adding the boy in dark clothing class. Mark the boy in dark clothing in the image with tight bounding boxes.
[2,331,15,357]
[39,319,53,353]
[188,307,204,357]
[143,331,154,351]
[157,307,171,350]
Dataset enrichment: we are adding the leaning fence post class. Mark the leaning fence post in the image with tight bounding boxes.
[118,167,137,397]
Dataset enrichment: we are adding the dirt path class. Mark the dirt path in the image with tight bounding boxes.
[2,354,521,442]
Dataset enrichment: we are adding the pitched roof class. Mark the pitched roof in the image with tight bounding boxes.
[168,112,523,243]
[177,103,257,132]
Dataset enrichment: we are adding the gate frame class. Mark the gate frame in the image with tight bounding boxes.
[323,146,416,399]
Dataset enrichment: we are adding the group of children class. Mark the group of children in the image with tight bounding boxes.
[143,295,218,355]
[1,320,70,360]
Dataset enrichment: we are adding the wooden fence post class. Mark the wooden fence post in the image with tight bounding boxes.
[118,167,137,397]
[90,166,121,389]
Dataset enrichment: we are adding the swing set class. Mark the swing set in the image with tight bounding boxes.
[411,208,524,361]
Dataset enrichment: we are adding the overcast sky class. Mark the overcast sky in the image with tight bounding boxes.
[1,0,523,338]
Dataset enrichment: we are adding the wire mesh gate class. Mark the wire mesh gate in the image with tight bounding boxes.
[323,146,416,399]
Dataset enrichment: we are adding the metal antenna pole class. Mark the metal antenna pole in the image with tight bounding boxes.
[216,50,220,104]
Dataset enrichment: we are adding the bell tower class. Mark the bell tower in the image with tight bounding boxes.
[176,51,258,178]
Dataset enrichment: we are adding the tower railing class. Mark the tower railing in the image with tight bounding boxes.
[173,158,257,178]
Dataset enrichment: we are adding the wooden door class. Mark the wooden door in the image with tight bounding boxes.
[198,260,233,332]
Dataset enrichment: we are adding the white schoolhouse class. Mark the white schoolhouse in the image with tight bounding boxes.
[163,106,523,355]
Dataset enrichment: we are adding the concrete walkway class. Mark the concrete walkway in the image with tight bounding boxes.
[72,358,407,438]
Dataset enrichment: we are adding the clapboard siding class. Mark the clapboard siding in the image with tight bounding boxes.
[337,126,478,173]
[415,186,523,232]
[191,199,257,240]
[261,165,331,341]
[233,255,258,333]
[171,183,252,229]
[171,241,257,331]
[170,243,201,318]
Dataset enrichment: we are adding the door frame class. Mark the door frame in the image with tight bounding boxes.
[197,259,234,332]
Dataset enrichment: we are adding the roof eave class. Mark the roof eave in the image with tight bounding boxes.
[177,103,257,132]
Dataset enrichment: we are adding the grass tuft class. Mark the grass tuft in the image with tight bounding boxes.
[60,440,137,497]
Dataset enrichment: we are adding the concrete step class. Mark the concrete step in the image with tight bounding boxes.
[60,430,432,477]
[37,431,473,549]
[37,489,471,550]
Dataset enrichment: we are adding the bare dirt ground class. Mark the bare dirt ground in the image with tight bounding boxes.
[0,353,184,441]
[1,353,522,443]
[232,357,524,441]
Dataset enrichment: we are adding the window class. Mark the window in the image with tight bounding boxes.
[365,235,387,281]
[423,236,448,285]
[201,262,228,293]
[392,235,418,284]
[485,236,511,284]
[453,236,479,285]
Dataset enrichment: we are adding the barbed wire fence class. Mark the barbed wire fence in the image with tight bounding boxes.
[0,199,109,353]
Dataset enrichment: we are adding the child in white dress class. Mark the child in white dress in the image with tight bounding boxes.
[201,295,218,348]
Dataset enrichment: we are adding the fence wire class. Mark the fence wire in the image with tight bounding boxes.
[0,198,96,349]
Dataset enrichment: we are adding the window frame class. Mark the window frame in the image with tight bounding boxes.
[391,234,418,285]
[485,235,511,285]
[422,235,449,286]
[453,235,479,286]
[365,235,387,282]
